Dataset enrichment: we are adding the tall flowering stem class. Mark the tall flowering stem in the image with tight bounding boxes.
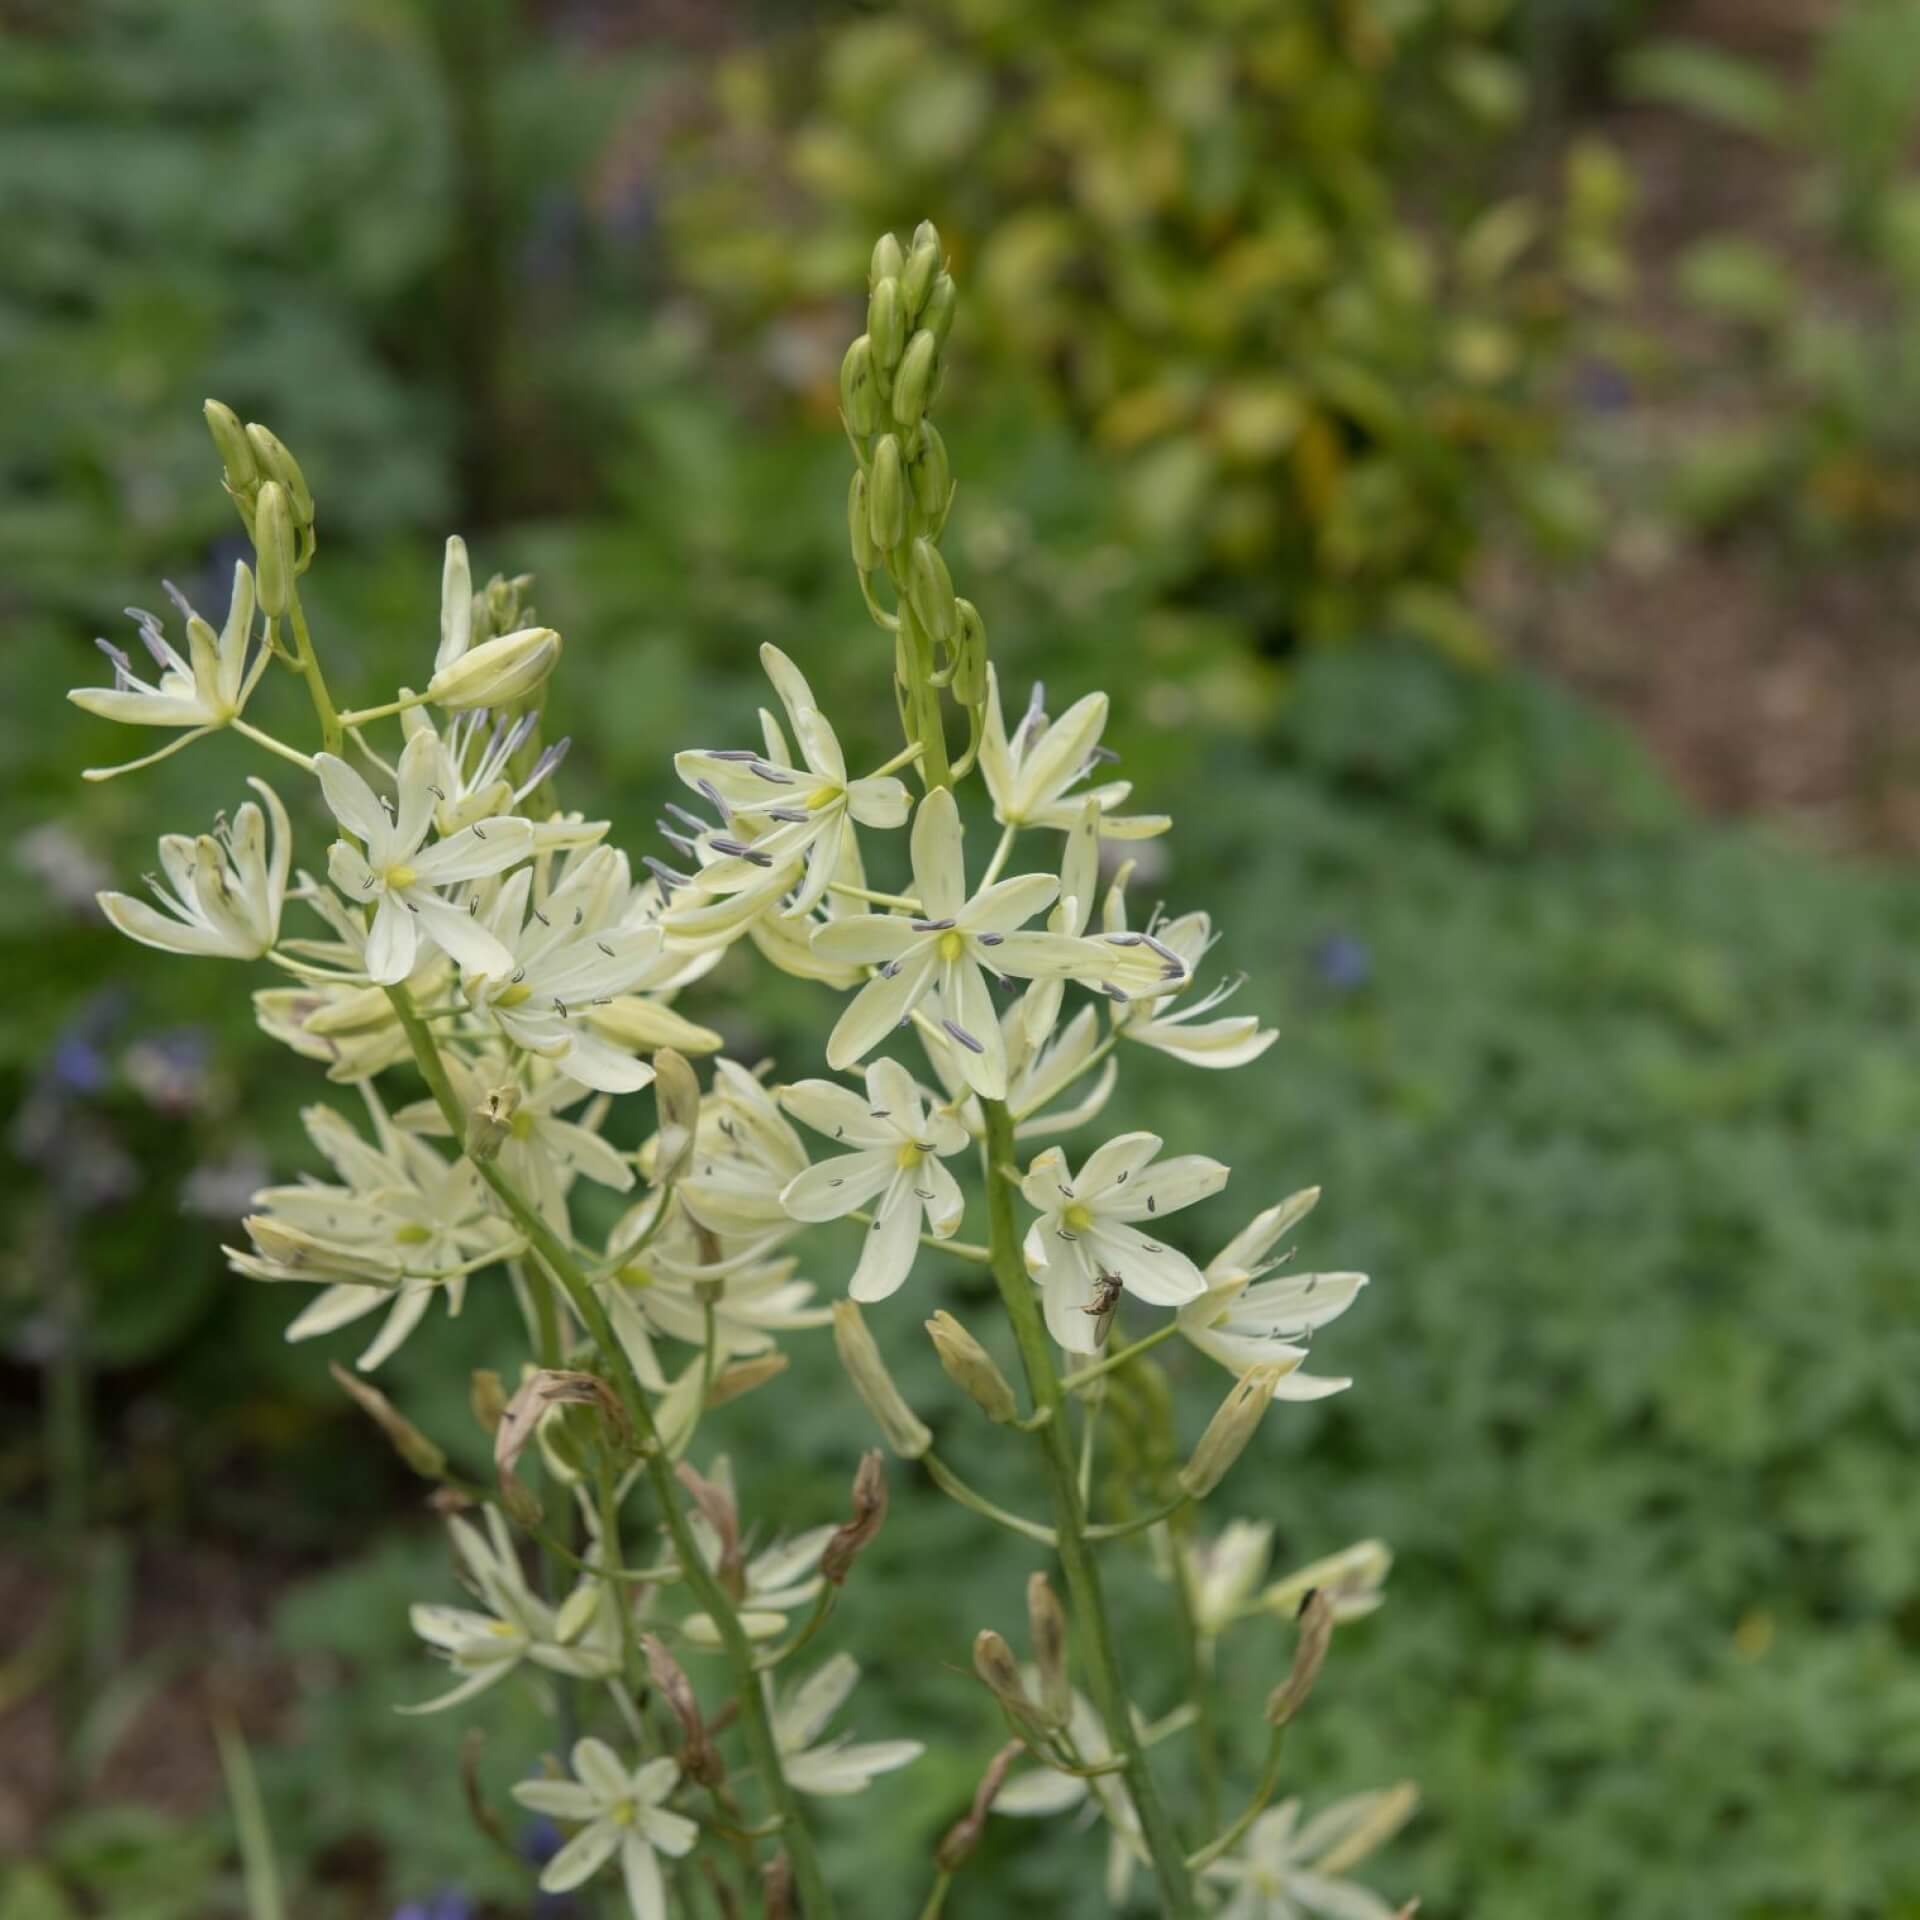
[385,983,841,1918]
[980,1095,1201,1916]
[73,227,1408,1920]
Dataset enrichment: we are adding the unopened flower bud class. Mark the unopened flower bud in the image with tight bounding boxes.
[926,1310,1018,1424]
[470,1368,509,1435]
[253,481,295,617]
[869,231,905,289]
[840,333,883,437]
[901,231,941,319]
[204,398,259,496]
[891,329,939,430]
[439,535,473,672]
[1311,1783,1420,1877]
[848,470,880,573]
[1265,1586,1335,1726]
[907,536,958,642]
[651,1048,700,1186]
[1027,1573,1071,1729]
[330,1362,447,1480]
[906,420,951,524]
[822,1448,888,1585]
[244,422,314,528]
[467,1083,519,1162]
[707,1353,790,1408]
[867,434,908,553]
[951,598,988,706]
[920,271,958,347]
[425,625,561,711]
[971,1630,1028,1711]
[831,1301,931,1458]
[868,275,906,370]
[1180,1364,1284,1499]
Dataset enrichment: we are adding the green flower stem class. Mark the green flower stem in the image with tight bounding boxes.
[1186,1722,1288,1873]
[922,1451,1057,1546]
[899,609,952,791]
[385,985,838,1920]
[979,1100,1199,1918]
[1058,1319,1182,1393]
[230,718,317,771]
[1083,1494,1191,1544]
[285,587,343,758]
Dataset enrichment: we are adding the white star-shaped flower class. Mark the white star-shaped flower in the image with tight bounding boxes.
[777,1057,968,1302]
[318,731,535,983]
[1203,1787,1418,1920]
[406,1509,621,1714]
[69,563,268,779]
[813,787,1184,1100]
[510,1739,697,1918]
[464,852,666,1093]
[98,778,290,960]
[1020,1132,1228,1353]
[1178,1190,1365,1396]
[770,1654,925,1797]
[978,667,1169,838]
[673,643,910,917]
[1104,867,1276,1069]
[1180,1520,1275,1641]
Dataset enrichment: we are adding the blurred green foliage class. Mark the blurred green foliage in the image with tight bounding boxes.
[1629,0,1920,541]
[7,3,1920,1919]
[667,0,1631,660]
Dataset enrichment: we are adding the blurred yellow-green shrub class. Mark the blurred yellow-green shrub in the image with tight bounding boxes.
[1629,0,1920,543]
[667,0,1630,660]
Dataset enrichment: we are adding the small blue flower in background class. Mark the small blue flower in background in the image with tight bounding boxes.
[390,1893,472,1920]
[1312,931,1372,995]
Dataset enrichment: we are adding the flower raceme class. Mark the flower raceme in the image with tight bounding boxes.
[75,257,1398,1920]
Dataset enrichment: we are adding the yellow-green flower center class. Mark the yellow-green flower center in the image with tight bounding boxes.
[394,1223,434,1247]
[806,783,841,812]
[495,982,532,1008]
[938,930,966,962]
[384,863,417,891]
[896,1141,924,1169]
[1062,1203,1094,1234]
[609,1797,637,1827]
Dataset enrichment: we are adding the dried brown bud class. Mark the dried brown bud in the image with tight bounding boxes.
[822,1449,889,1586]
[1026,1573,1071,1730]
[329,1362,446,1480]
[469,1368,508,1435]
[971,1629,1049,1742]
[761,1852,793,1920]
[1265,1586,1336,1726]
[675,1457,742,1586]
[831,1301,932,1459]
[495,1370,627,1527]
[644,1633,722,1785]
[935,1739,1023,1873]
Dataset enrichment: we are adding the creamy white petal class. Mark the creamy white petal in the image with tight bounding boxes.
[1105,1153,1230,1222]
[811,915,927,966]
[960,872,1058,935]
[781,1150,895,1222]
[849,1175,923,1301]
[825,947,938,1070]
[779,1078,893,1149]
[539,1818,621,1894]
[1088,1221,1206,1305]
[909,786,966,920]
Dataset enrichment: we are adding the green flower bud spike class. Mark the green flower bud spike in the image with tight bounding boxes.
[920,271,958,347]
[901,227,941,320]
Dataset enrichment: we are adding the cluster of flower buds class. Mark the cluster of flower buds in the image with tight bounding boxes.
[841,224,988,746]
